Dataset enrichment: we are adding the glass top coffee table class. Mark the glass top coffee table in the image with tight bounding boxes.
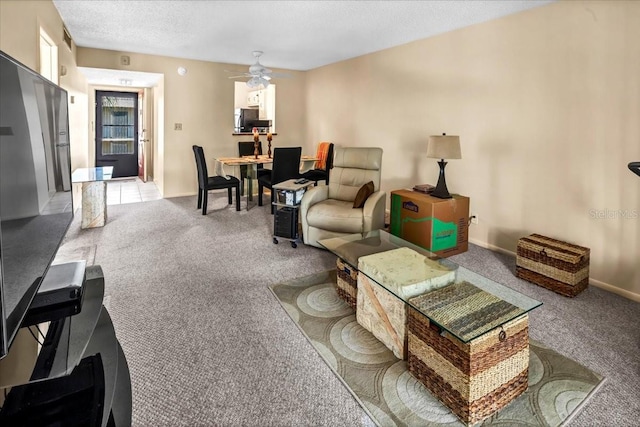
[318,229,541,343]
[318,229,542,425]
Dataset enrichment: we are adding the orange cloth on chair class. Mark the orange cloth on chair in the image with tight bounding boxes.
[314,142,331,170]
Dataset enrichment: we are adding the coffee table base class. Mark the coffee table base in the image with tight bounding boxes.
[81,181,107,229]
[407,309,530,425]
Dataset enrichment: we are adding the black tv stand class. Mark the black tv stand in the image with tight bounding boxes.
[22,261,87,327]
[1,354,106,426]
[0,265,131,427]
[30,317,66,380]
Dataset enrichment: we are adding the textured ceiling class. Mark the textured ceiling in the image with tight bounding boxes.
[54,0,553,72]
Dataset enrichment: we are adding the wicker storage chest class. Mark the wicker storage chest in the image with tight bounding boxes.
[516,234,590,297]
[336,257,358,308]
[407,282,530,425]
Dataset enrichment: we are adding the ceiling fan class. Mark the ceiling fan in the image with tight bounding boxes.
[227,51,290,88]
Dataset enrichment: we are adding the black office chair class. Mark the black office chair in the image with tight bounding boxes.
[238,141,269,195]
[258,147,302,214]
[192,145,240,214]
[630,162,640,177]
[300,142,334,186]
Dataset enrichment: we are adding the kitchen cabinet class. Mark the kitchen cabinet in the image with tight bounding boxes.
[247,90,269,119]
[247,90,262,107]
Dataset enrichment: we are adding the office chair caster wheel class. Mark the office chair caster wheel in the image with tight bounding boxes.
[273,237,278,244]
[291,241,297,248]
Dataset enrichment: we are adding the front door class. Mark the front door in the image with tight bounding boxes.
[96,90,138,178]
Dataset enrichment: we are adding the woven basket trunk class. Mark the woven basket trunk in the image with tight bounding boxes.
[516,234,590,297]
[407,308,529,426]
[336,257,357,309]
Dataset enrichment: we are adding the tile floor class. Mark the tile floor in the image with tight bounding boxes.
[106,177,161,205]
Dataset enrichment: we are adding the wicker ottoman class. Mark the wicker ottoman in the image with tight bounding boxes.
[336,257,358,308]
[516,234,590,297]
[356,247,455,360]
[407,281,530,425]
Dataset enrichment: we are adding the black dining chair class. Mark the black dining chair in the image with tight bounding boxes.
[238,141,269,195]
[300,142,334,186]
[258,147,302,214]
[192,145,240,214]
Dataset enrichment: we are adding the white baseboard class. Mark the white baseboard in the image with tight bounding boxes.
[166,192,195,198]
[587,277,640,302]
[468,238,640,303]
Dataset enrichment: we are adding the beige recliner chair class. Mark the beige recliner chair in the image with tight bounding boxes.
[300,147,386,248]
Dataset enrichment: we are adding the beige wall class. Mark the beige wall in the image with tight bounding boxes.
[306,0,640,299]
[76,48,308,197]
[0,0,89,176]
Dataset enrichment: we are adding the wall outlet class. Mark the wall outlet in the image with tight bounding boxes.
[174,123,182,131]
[470,214,478,224]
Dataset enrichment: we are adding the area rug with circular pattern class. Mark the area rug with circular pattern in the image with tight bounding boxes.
[269,270,605,427]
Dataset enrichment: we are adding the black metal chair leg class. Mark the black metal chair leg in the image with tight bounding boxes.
[197,188,203,209]
[235,185,240,211]
[227,187,232,205]
[258,183,264,206]
[202,191,208,215]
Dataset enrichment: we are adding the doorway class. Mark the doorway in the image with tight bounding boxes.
[95,90,139,178]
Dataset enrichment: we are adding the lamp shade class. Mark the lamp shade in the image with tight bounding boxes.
[427,135,461,160]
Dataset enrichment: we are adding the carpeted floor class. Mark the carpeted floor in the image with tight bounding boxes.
[55,193,640,426]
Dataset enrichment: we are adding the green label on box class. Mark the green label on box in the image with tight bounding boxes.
[390,195,458,251]
[400,217,458,251]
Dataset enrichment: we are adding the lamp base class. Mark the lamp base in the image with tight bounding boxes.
[431,159,452,199]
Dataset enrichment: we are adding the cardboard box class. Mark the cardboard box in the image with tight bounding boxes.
[390,189,469,257]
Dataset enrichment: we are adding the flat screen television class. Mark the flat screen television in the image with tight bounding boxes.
[0,50,74,359]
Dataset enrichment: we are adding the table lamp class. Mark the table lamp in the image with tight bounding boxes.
[426,133,461,199]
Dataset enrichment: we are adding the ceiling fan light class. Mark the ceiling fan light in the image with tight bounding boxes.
[246,76,269,89]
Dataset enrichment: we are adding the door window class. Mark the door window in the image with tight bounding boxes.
[101,95,136,155]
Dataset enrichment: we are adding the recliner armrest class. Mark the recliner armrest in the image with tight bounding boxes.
[300,186,329,245]
[300,185,329,211]
[362,191,386,231]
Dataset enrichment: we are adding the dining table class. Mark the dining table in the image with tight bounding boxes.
[214,154,318,210]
